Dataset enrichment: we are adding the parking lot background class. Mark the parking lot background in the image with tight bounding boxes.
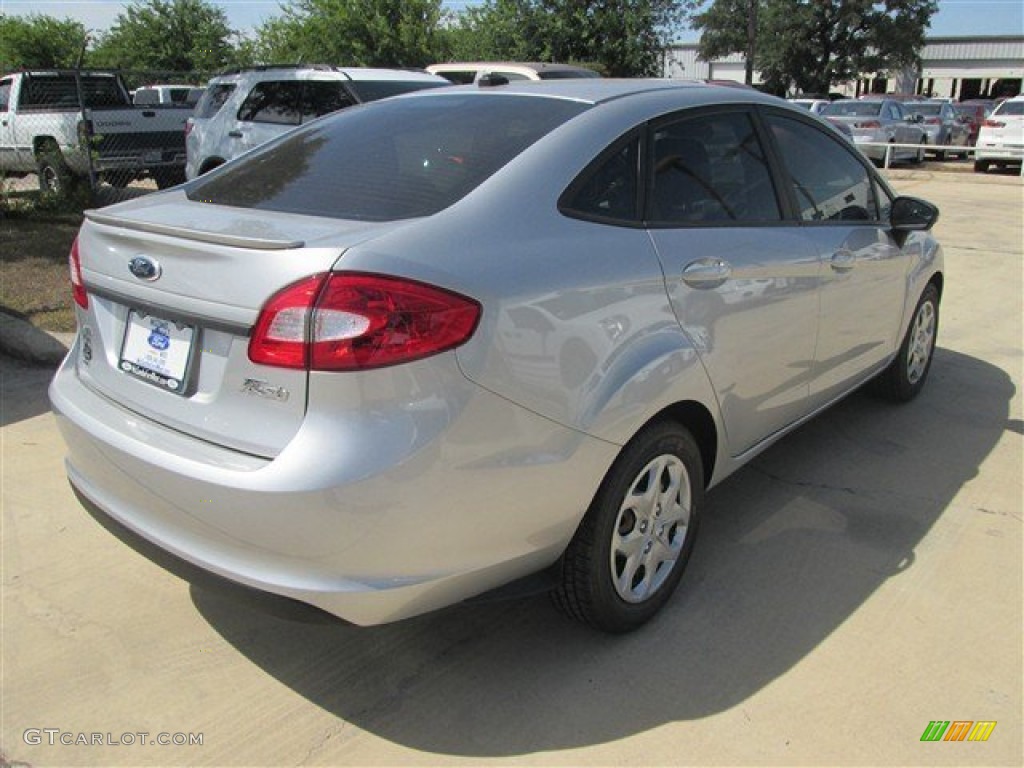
[1,171,1021,766]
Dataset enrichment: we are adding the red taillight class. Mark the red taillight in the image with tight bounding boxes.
[924,117,941,125]
[983,119,1005,128]
[184,118,194,137]
[855,120,881,129]
[248,273,481,372]
[69,237,88,309]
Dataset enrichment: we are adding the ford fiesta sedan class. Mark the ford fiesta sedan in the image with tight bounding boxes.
[50,80,943,633]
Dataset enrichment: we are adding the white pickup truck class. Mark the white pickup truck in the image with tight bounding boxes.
[0,70,193,193]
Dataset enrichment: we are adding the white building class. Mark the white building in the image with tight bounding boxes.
[664,35,1024,100]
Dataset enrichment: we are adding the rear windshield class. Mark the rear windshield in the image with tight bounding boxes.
[822,101,882,117]
[19,74,128,109]
[187,94,588,221]
[993,100,1024,117]
[345,79,449,102]
[908,104,941,115]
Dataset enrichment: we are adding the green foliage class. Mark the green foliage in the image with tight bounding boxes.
[446,0,697,77]
[0,13,89,70]
[89,0,236,71]
[249,0,449,68]
[694,0,938,95]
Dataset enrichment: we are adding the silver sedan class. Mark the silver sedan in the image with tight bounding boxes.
[50,81,944,632]
[821,98,927,164]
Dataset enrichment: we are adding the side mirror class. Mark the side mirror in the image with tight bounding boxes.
[891,196,939,232]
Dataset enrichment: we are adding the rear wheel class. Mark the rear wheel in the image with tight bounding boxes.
[37,146,79,196]
[871,284,939,402]
[974,159,990,173]
[552,422,703,633]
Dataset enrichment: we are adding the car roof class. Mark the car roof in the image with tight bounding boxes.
[409,78,784,108]
[428,62,594,73]
[210,66,445,83]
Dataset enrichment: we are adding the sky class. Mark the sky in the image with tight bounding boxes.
[1,0,1022,41]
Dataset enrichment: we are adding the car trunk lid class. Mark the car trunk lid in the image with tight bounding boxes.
[73,193,391,457]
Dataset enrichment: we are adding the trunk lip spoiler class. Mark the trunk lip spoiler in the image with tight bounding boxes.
[84,209,305,251]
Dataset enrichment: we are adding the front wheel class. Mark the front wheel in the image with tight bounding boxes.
[974,159,990,173]
[871,284,939,402]
[552,422,703,633]
[153,168,186,189]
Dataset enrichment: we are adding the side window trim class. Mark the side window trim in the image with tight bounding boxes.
[756,105,883,226]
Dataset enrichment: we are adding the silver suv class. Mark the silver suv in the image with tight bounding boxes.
[185,65,449,179]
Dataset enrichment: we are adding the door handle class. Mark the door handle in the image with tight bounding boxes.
[682,258,731,288]
[830,249,856,272]
[227,130,243,139]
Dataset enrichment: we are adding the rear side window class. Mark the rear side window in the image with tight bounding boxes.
[648,111,781,224]
[0,81,10,112]
[434,71,475,84]
[561,136,640,223]
[195,83,236,118]
[188,94,588,221]
[346,79,448,102]
[768,114,877,222]
[537,69,601,80]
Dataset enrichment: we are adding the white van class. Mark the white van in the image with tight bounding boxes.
[426,62,600,84]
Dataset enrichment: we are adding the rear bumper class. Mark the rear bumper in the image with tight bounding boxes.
[49,345,618,625]
[975,143,1023,162]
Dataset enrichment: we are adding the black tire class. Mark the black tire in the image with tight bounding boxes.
[36,147,79,196]
[154,168,186,189]
[552,422,704,633]
[871,283,939,402]
[974,159,990,173]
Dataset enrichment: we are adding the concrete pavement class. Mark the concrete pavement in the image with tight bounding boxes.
[1,173,1021,766]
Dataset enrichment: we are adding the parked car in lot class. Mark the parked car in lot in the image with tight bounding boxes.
[787,97,829,114]
[820,98,926,165]
[51,80,944,632]
[185,65,450,179]
[953,102,990,145]
[903,101,971,158]
[974,95,1024,172]
[0,69,192,192]
[426,61,600,84]
[132,84,204,107]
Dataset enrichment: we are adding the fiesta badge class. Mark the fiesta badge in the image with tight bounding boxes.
[129,256,161,281]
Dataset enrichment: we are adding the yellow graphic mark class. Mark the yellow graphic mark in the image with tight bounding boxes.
[967,721,997,742]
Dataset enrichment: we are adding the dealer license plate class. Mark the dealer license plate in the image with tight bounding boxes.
[119,310,194,393]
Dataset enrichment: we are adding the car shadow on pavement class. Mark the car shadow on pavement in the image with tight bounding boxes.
[102,346,1012,757]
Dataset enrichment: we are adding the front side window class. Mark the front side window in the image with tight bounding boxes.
[298,81,355,122]
[768,114,877,222]
[237,81,304,125]
[346,79,447,103]
[188,94,588,221]
[648,111,781,224]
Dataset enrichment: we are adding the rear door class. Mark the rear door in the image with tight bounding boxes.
[645,107,822,456]
[763,110,909,405]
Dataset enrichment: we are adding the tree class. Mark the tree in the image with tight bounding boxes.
[0,14,89,70]
[90,0,236,72]
[693,0,938,95]
[250,0,449,68]
[448,0,698,77]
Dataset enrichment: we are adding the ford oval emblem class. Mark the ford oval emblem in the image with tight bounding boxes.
[129,256,161,281]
